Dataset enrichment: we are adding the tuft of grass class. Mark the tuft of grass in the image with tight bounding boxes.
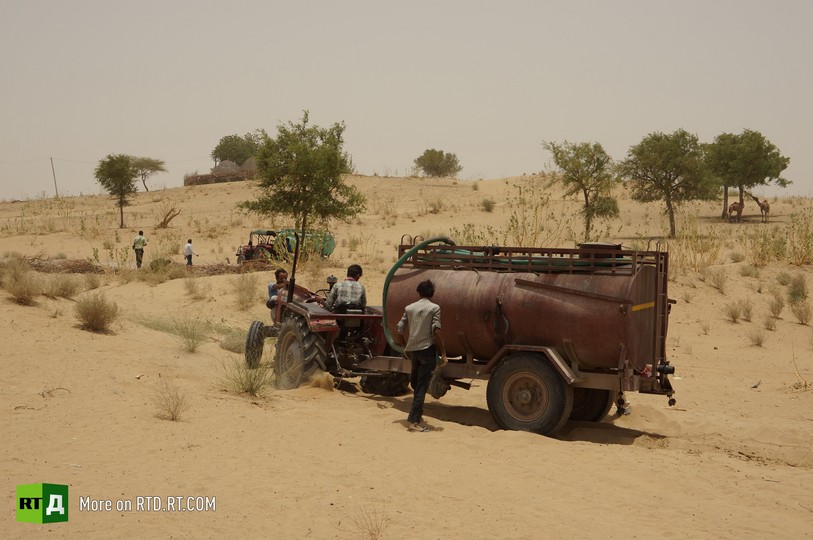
[739,266,760,278]
[699,320,710,335]
[472,181,480,191]
[769,290,785,318]
[154,379,191,421]
[790,301,811,325]
[740,298,754,322]
[44,274,82,299]
[764,316,777,331]
[351,506,389,540]
[233,273,260,311]
[220,358,275,397]
[730,251,745,263]
[219,331,246,354]
[481,198,495,212]
[4,269,41,305]
[724,301,742,323]
[777,271,791,286]
[184,277,208,301]
[706,268,727,295]
[682,291,694,304]
[84,273,101,290]
[75,292,119,332]
[788,273,808,304]
[748,327,766,347]
[171,314,211,352]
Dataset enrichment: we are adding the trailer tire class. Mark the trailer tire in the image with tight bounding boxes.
[569,388,616,422]
[274,316,325,389]
[360,373,411,396]
[486,353,573,435]
[245,320,265,369]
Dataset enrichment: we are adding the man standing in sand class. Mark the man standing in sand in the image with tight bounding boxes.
[184,239,198,266]
[132,230,147,269]
[397,279,447,432]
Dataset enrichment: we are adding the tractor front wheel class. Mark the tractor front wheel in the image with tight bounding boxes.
[245,320,265,369]
[274,316,326,389]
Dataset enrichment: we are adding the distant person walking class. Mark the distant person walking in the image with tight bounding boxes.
[132,230,147,269]
[397,279,447,432]
[184,239,198,266]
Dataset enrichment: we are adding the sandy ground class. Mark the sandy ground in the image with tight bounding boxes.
[2,176,813,539]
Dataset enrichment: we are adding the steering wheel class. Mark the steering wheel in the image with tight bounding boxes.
[305,289,330,304]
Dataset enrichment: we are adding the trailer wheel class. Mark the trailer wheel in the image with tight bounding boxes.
[486,353,573,435]
[274,316,325,389]
[569,388,616,422]
[360,373,411,396]
[245,320,265,369]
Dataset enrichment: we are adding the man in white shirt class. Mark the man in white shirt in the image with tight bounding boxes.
[396,279,447,432]
[184,239,198,266]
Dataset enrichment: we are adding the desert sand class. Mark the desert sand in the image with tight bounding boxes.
[2,175,812,539]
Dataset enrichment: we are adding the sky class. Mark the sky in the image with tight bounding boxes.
[1,0,811,200]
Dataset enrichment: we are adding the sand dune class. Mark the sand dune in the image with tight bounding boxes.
[2,176,812,538]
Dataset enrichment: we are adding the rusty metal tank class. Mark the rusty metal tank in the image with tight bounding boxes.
[384,242,667,372]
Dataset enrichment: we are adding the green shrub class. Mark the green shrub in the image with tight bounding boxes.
[788,273,808,304]
[220,358,274,396]
[481,198,495,212]
[171,314,210,352]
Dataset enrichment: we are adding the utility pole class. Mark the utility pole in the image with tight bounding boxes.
[50,157,59,198]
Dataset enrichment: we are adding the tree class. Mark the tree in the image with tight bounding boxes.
[211,130,265,166]
[544,140,619,241]
[413,149,463,178]
[130,156,167,192]
[618,129,716,238]
[705,129,790,219]
[239,111,364,296]
[95,154,138,228]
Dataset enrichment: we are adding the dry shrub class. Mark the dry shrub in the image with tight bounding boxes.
[4,269,41,305]
[769,290,785,318]
[233,273,260,310]
[764,316,777,331]
[791,301,811,326]
[351,506,388,540]
[673,220,721,272]
[84,273,101,290]
[171,314,211,352]
[785,211,813,265]
[184,277,208,300]
[777,271,791,286]
[219,331,246,354]
[740,298,754,322]
[154,379,191,421]
[704,268,727,294]
[788,273,808,305]
[44,274,82,299]
[739,266,760,278]
[730,251,745,263]
[75,292,119,332]
[743,226,785,267]
[748,327,766,347]
[724,301,742,323]
[220,358,274,396]
[481,198,496,212]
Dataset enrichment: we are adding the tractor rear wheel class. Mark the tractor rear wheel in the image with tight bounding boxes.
[274,316,326,389]
[486,353,573,435]
[360,373,411,396]
[569,388,616,422]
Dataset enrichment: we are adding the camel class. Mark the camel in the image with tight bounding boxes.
[748,193,770,223]
[728,201,744,223]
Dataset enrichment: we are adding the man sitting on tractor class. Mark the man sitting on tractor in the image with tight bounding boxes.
[324,264,366,312]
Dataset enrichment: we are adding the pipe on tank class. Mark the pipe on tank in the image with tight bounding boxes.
[382,236,456,353]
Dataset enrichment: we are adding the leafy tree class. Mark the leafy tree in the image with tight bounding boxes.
[544,140,619,241]
[239,111,364,295]
[211,130,264,166]
[705,129,790,219]
[95,154,138,228]
[618,129,716,238]
[130,156,167,192]
[414,149,463,178]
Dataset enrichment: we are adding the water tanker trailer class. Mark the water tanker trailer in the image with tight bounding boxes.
[246,235,676,436]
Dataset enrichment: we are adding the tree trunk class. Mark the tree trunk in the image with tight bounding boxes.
[722,188,729,220]
[119,203,125,229]
[582,189,592,242]
[666,193,676,238]
[141,174,149,192]
[287,212,307,303]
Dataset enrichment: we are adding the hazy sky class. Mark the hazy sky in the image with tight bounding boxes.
[1,0,811,200]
